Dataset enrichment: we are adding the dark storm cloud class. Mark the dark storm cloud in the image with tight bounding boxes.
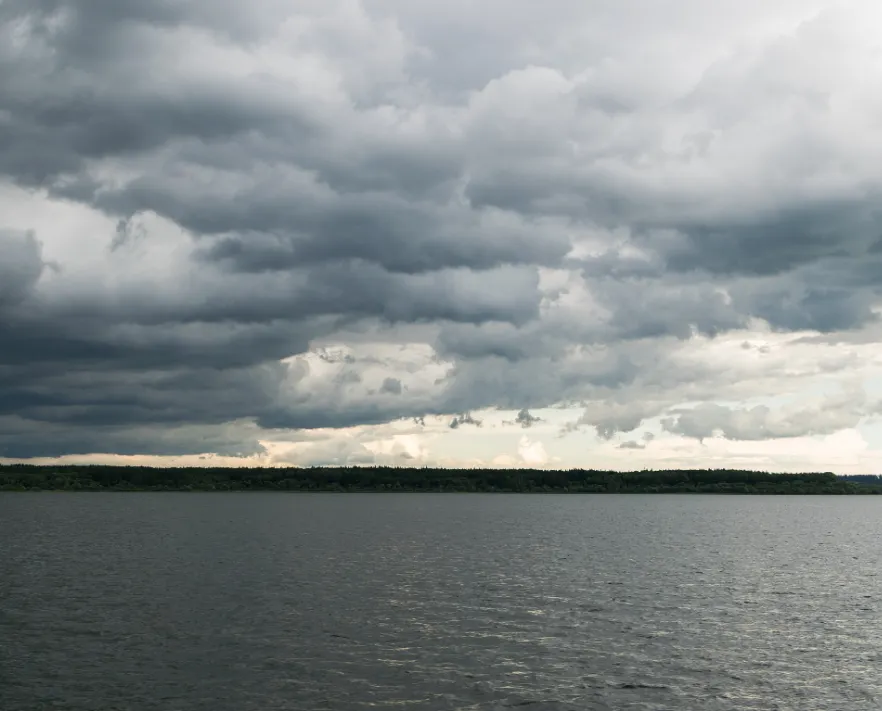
[736,280,878,333]
[647,199,882,280]
[574,253,882,336]
[437,347,643,417]
[0,415,268,459]
[0,39,306,186]
[258,401,441,432]
[0,364,287,426]
[435,323,549,361]
[1,0,880,457]
[195,204,569,275]
[1,0,286,58]
[0,304,319,369]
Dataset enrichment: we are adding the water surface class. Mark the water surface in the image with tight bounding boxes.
[2,493,881,710]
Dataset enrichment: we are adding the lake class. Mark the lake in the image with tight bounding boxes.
[2,493,881,710]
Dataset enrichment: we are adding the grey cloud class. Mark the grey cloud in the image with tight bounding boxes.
[258,403,431,432]
[9,259,539,360]
[615,432,655,449]
[739,282,877,334]
[335,369,362,386]
[581,201,882,285]
[515,409,541,428]
[449,412,482,429]
[728,256,882,333]
[0,415,268,459]
[0,229,44,306]
[381,377,402,395]
[435,322,549,361]
[652,200,882,284]
[0,362,287,427]
[592,278,747,341]
[1,0,881,458]
[0,315,316,370]
[1,66,301,187]
[194,206,569,276]
[661,396,866,441]
[575,249,882,337]
[580,401,653,440]
[438,348,641,416]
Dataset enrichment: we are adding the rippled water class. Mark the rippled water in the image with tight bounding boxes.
[2,493,882,710]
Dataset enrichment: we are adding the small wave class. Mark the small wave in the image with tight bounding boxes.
[611,682,671,690]
[504,701,545,707]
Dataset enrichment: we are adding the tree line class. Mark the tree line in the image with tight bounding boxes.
[2,464,881,494]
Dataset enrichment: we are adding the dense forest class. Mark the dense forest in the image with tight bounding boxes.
[841,474,882,485]
[2,464,881,494]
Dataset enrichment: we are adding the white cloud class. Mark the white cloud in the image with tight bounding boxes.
[517,436,550,466]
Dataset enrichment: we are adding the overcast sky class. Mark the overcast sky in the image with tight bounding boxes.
[2,0,882,471]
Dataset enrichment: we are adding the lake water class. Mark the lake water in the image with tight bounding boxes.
[2,493,881,710]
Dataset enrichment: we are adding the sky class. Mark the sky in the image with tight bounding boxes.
[2,0,882,472]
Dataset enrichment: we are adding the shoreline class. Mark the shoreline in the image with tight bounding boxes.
[3,465,880,494]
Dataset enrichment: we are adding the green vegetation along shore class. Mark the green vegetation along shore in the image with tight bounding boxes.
[2,465,881,493]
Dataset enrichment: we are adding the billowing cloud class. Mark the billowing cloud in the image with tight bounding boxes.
[518,436,550,466]
[661,388,869,441]
[2,0,882,466]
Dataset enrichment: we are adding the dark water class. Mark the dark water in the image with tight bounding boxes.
[2,494,882,710]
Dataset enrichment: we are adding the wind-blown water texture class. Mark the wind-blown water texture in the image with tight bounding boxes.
[2,494,881,710]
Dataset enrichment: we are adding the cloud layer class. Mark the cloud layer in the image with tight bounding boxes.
[2,0,882,467]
